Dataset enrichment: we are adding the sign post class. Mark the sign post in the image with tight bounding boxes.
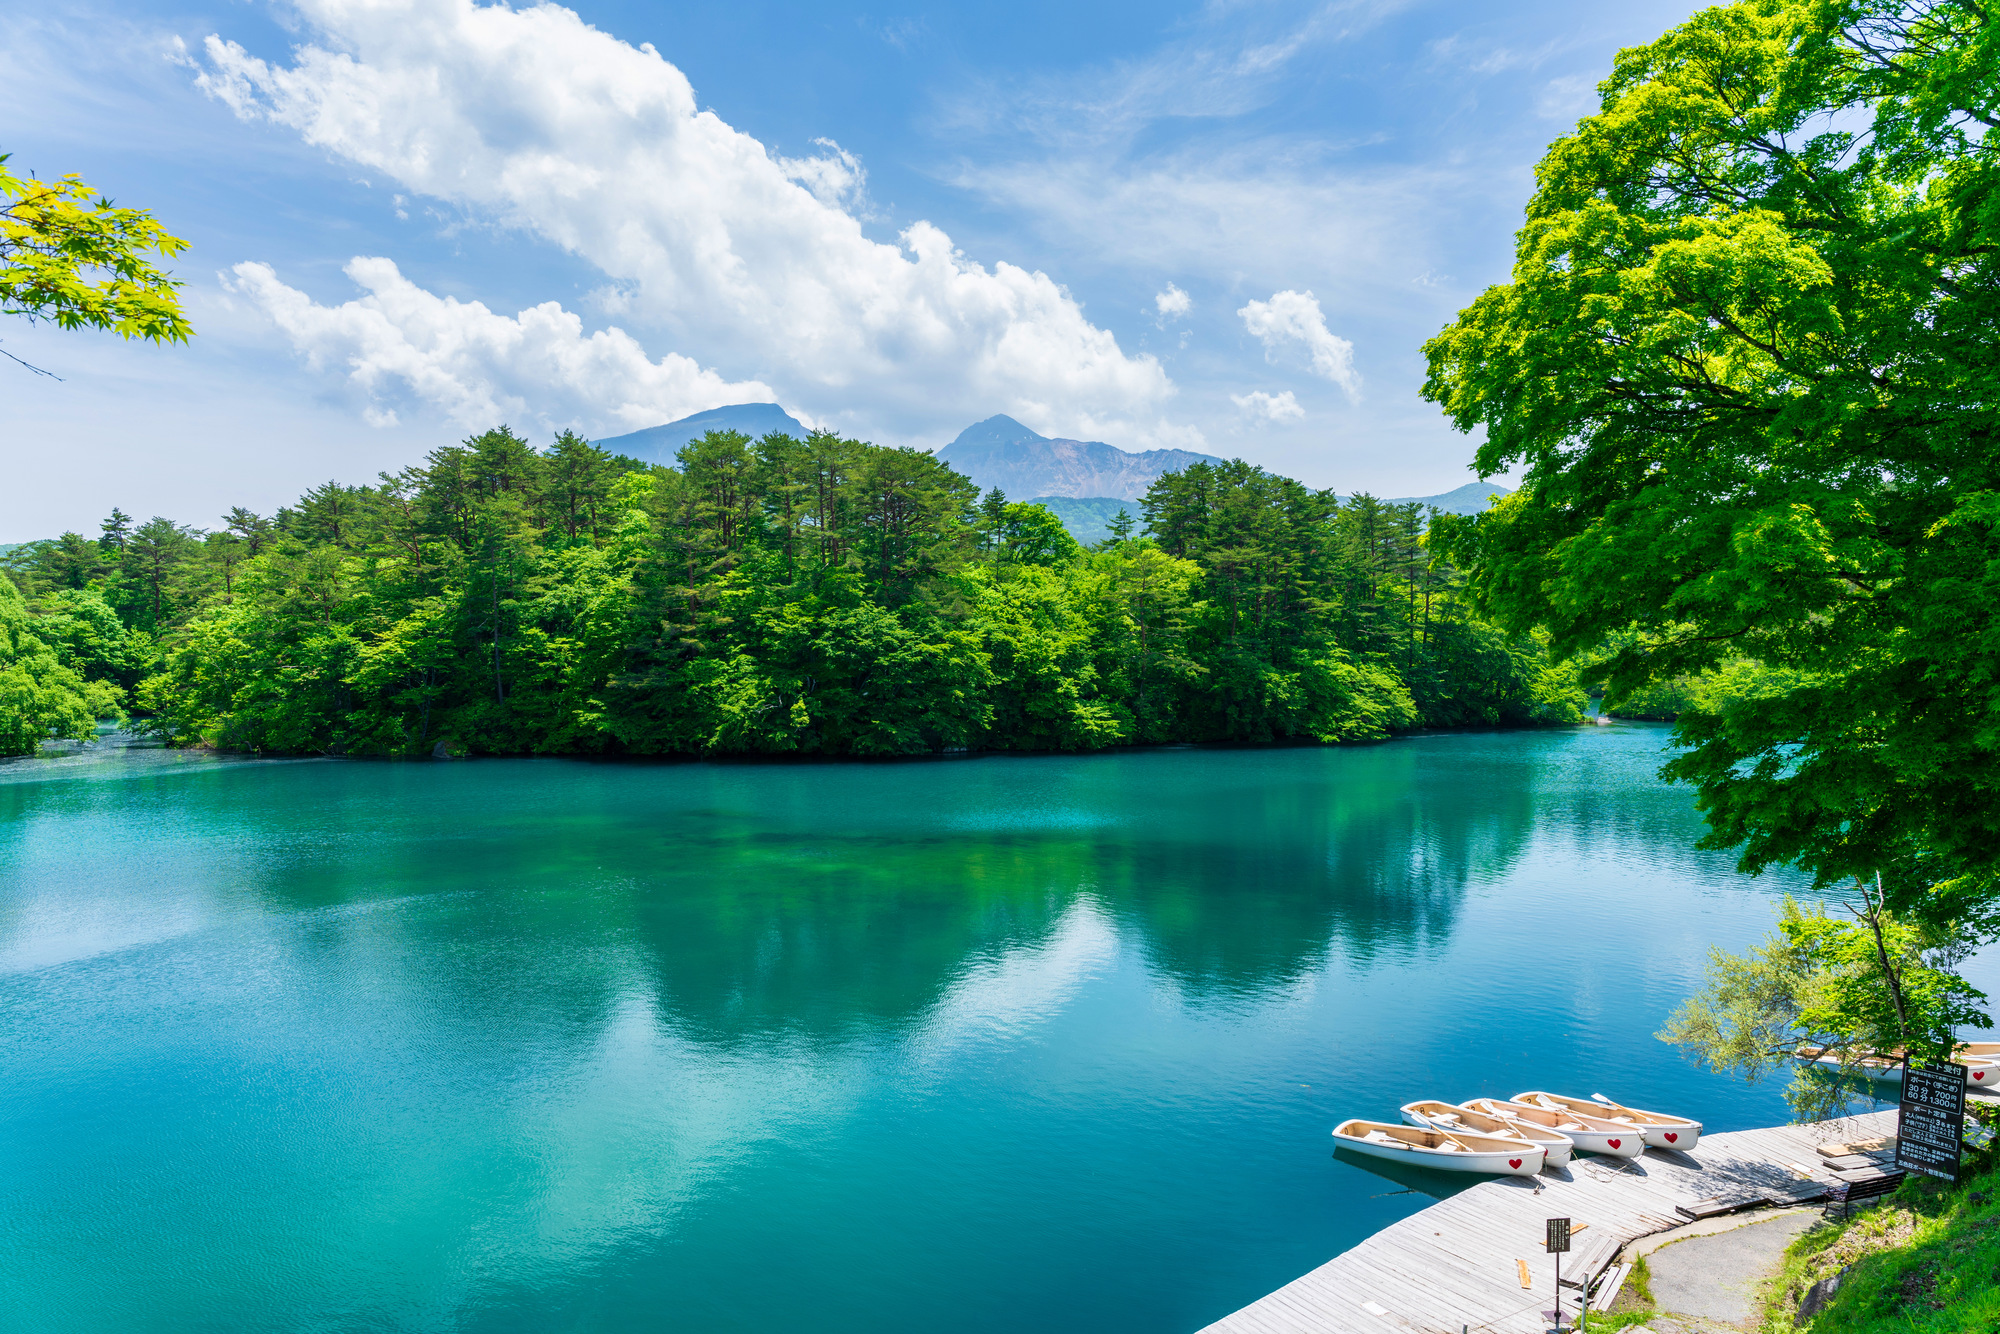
[1546,1217,1571,1332]
[1896,1059,1965,1184]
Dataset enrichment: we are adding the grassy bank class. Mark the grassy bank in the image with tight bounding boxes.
[1763,1160,2000,1333]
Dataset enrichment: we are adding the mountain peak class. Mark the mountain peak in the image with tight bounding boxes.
[594,402,807,462]
[948,414,1048,450]
[936,416,1222,501]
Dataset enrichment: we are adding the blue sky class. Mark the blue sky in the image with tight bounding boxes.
[4,0,1706,540]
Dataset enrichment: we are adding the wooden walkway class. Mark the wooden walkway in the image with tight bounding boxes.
[1198,1109,1901,1334]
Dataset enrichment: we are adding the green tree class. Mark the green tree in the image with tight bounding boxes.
[119,516,204,633]
[1661,896,1989,1119]
[1,153,191,364]
[0,573,122,753]
[1422,0,2000,974]
[98,508,132,552]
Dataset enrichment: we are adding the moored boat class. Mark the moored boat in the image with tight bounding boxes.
[1955,1044,2000,1087]
[1460,1096,1644,1158]
[1510,1091,1702,1151]
[1332,1118,1545,1176]
[1795,1044,1904,1082]
[1797,1044,1999,1087]
[1401,1099,1574,1166]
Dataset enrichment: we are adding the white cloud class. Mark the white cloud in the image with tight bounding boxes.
[192,0,1174,443]
[1425,34,1566,76]
[775,137,872,216]
[938,1,1405,152]
[225,257,779,434]
[1230,389,1305,423]
[1154,282,1192,324]
[1537,72,1601,122]
[1237,289,1361,401]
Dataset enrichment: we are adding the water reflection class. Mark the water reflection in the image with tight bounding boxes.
[0,728,1815,1334]
[1329,1146,1468,1201]
[2,735,1657,1043]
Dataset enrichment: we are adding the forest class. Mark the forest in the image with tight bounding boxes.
[0,426,1582,758]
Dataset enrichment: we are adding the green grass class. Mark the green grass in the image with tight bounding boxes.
[1625,1252,1654,1306]
[1763,1167,2000,1333]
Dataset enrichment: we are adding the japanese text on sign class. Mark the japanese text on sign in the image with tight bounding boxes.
[1896,1062,1964,1184]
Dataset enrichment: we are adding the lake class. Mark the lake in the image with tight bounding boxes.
[0,725,1897,1332]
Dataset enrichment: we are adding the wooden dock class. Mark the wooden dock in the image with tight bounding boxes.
[1199,1108,1902,1334]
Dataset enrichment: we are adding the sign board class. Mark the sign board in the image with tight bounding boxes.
[1896,1060,1965,1183]
[1545,1217,1571,1254]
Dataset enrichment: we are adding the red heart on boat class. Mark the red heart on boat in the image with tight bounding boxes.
[1976,1071,1987,1081]
[1608,1139,1622,1149]
[1509,1159,1523,1169]
[1665,1132,1678,1143]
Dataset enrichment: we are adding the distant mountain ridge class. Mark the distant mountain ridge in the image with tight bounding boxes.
[595,403,807,463]
[589,404,1506,524]
[1381,481,1508,515]
[936,415,1222,501]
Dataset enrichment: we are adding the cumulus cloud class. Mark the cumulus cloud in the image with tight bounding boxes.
[1154,282,1192,324]
[226,257,778,434]
[1230,389,1304,423]
[1237,289,1360,401]
[193,0,1173,442]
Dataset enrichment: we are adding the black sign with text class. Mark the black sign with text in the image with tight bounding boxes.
[1896,1061,1965,1183]
[1545,1217,1570,1254]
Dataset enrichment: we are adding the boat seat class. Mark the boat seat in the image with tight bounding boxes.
[1365,1130,1399,1145]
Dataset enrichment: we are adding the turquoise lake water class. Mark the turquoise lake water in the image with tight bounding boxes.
[0,726,1904,1332]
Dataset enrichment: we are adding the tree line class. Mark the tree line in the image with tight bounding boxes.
[0,425,1581,758]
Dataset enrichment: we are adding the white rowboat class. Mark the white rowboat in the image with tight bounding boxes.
[1461,1097,1644,1158]
[1954,1044,2000,1088]
[1514,1091,1700,1151]
[1796,1045,2000,1088]
[1332,1118,1546,1176]
[1401,1100,1573,1166]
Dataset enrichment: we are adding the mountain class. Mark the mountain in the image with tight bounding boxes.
[595,402,808,463]
[936,415,1223,501]
[1383,481,1509,515]
[1027,497,1138,546]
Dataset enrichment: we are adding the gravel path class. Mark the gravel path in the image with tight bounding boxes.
[1645,1210,1822,1325]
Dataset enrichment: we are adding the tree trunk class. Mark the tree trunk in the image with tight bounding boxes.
[1860,873,1912,1039]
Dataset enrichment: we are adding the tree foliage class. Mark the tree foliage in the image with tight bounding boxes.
[1,427,1583,757]
[1661,894,1989,1114]
[1422,0,2000,938]
[0,573,123,755]
[0,153,191,349]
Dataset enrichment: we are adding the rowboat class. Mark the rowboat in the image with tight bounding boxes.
[1402,1099,1573,1166]
[1955,1044,2000,1087]
[1461,1096,1644,1158]
[1332,1119,1546,1176]
[1797,1045,2000,1087]
[1795,1045,1904,1083]
[1512,1091,1703,1151]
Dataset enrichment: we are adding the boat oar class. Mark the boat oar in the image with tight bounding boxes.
[1407,1111,1479,1153]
